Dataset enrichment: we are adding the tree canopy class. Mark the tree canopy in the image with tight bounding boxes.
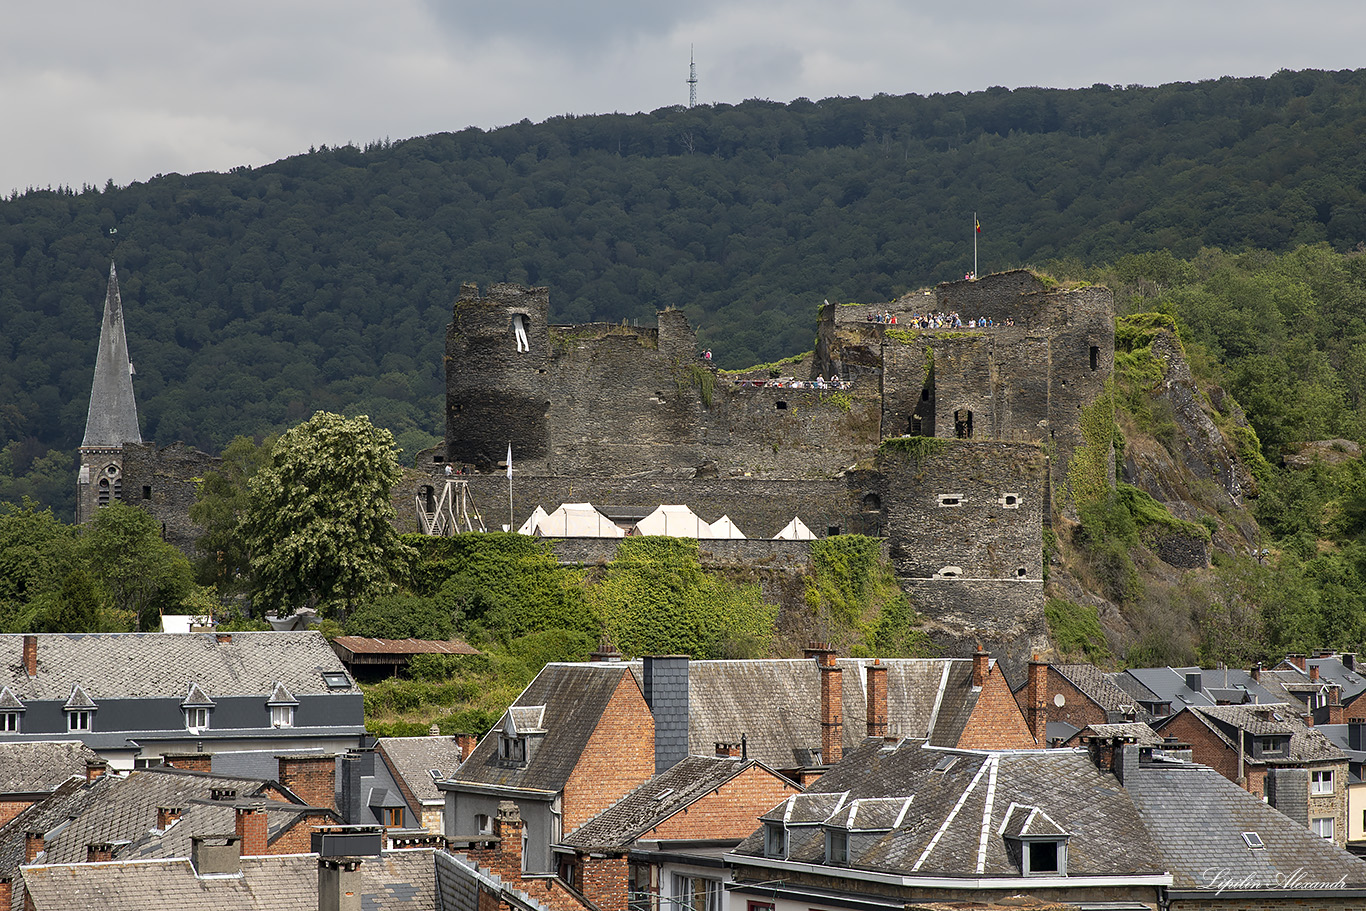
[241,411,414,619]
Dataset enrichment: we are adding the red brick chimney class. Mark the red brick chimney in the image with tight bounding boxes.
[86,843,114,862]
[805,642,836,666]
[1310,664,1320,682]
[157,806,182,830]
[161,751,213,773]
[1329,686,1345,725]
[972,645,990,689]
[1289,653,1307,671]
[22,636,36,677]
[215,633,233,645]
[235,805,268,857]
[277,754,336,810]
[455,733,477,762]
[820,660,843,765]
[1025,656,1048,746]
[24,832,43,863]
[714,741,742,758]
[1251,662,1261,682]
[492,800,525,877]
[85,759,108,783]
[866,660,888,739]
[579,854,630,911]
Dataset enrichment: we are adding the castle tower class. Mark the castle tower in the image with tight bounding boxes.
[445,282,550,470]
[76,262,141,524]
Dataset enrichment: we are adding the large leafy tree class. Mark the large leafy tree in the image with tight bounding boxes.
[189,433,276,590]
[80,502,195,631]
[242,411,413,620]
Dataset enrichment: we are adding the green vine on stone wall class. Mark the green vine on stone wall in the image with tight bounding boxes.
[1065,378,1118,515]
[881,435,952,465]
[671,360,716,407]
[805,536,931,657]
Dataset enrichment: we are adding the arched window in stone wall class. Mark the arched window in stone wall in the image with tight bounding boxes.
[98,478,110,507]
[862,493,881,512]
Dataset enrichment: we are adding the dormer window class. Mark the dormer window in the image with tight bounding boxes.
[1000,803,1070,877]
[499,735,527,764]
[267,681,299,728]
[185,706,211,733]
[764,823,788,859]
[826,828,848,865]
[64,684,96,732]
[68,709,93,732]
[0,712,19,733]
[1026,840,1064,875]
[0,687,25,732]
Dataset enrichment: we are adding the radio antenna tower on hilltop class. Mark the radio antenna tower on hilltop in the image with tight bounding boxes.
[688,45,698,108]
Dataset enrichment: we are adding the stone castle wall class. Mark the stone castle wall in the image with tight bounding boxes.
[120,442,220,555]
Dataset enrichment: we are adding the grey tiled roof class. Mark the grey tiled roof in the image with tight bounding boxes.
[0,775,117,876]
[22,849,437,911]
[117,798,324,860]
[454,663,635,793]
[0,633,358,701]
[560,756,780,849]
[1171,704,1346,764]
[0,741,101,793]
[1302,655,1366,702]
[1124,760,1366,889]
[377,737,467,804]
[1066,722,1162,747]
[630,657,983,768]
[1052,664,1140,715]
[734,741,1164,878]
[22,767,320,869]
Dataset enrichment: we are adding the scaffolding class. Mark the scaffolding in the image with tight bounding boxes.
[415,479,487,535]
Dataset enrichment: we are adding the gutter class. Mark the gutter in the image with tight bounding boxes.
[727,853,1172,890]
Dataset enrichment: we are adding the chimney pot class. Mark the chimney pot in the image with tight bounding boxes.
[84,758,108,782]
[24,832,43,863]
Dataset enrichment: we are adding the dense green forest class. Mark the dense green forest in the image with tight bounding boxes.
[6,68,1366,518]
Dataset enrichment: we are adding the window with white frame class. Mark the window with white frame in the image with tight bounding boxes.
[475,813,493,836]
[0,712,19,732]
[270,704,295,728]
[826,828,849,864]
[67,709,92,732]
[1312,817,1335,840]
[1311,770,1334,795]
[670,873,721,911]
[184,706,210,733]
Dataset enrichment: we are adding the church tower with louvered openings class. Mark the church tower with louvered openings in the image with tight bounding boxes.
[76,262,142,524]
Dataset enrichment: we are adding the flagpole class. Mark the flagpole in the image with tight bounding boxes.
[973,212,978,279]
[507,442,514,533]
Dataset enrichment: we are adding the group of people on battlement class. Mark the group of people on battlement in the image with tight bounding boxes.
[867,309,1015,329]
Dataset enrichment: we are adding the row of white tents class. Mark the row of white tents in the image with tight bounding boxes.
[518,503,816,540]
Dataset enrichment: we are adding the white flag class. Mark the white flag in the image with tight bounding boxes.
[506,443,513,479]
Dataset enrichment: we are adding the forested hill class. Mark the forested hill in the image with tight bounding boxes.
[6,68,1366,513]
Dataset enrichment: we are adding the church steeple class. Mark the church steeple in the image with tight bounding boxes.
[81,262,141,448]
[76,262,141,523]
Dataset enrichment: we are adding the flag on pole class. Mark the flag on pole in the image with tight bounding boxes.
[975,217,981,234]
[506,443,513,479]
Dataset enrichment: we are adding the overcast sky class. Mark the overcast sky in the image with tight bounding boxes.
[3,1,1364,196]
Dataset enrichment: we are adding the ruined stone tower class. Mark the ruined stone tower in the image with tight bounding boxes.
[76,262,141,524]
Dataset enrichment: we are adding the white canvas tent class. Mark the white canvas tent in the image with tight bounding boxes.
[632,504,709,538]
[773,516,816,540]
[535,503,624,538]
[703,515,748,539]
[517,505,549,536]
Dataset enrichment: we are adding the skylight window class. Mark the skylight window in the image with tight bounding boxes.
[1242,832,1264,849]
[322,671,351,689]
[933,756,958,773]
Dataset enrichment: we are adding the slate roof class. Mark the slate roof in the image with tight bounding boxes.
[560,756,782,850]
[1301,655,1366,702]
[0,741,101,793]
[1064,722,1162,747]
[0,633,358,701]
[1051,664,1142,717]
[20,767,323,869]
[0,775,118,876]
[377,737,467,804]
[630,657,986,769]
[1168,704,1346,764]
[453,663,636,793]
[733,741,1165,879]
[1112,666,1280,714]
[22,849,437,911]
[116,797,324,861]
[1124,759,1366,890]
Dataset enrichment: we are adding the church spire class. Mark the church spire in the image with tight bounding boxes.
[81,261,141,448]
